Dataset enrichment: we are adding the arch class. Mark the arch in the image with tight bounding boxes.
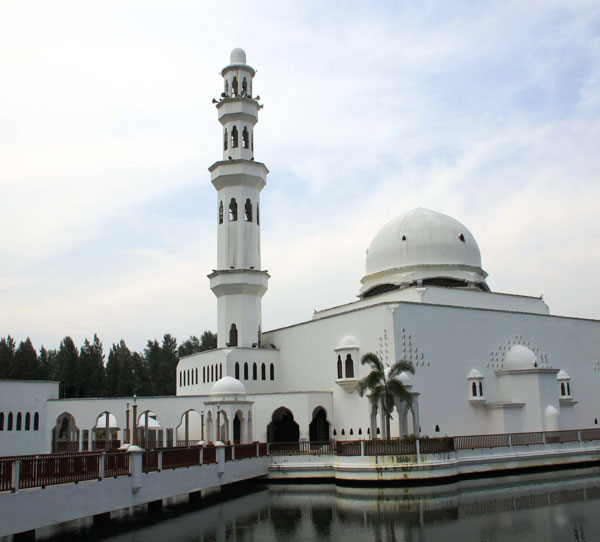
[350,428,353,435]
[137,410,162,448]
[93,412,119,450]
[232,76,238,96]
[567,383,571,395]
[176,409,202,445]
[16,412,22,431]
[345,354,354,378]
[224,128,228,150]
[244,362,249,380]
[211,365,214,382]
[309,407,330,442]
[233,410,244,444]
[241,77,248,95]
[244,198,252,221]
[242,126,249,149]
[235,362,240,379]
[270,363,274,380]
[196,367,198,384]
[206,411,214,443]
[257,203,260,225]
[228,198,238,221]
[267,407,299,443]
[478,382,483,396]
[220,363,223,379]
[252,362,257,380]
[179,371,182,387]
[34,412,39,431]
[219,201,223,224]
[561,382,566,396]
[229,323,238,346]
[0,412,3,431]
[8,412,13,431]
[203,366,206,383]
[341,429,345,436]
[337,355,343,379]
[261,362,266,380]
[472,382,477,397]
[25,412,31,431]
[224,79,229,95]
[231,125,239,148]
[358,428,362,435]
[53,412,79,452]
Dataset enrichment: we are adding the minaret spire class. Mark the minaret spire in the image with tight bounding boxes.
[208,48,269,349]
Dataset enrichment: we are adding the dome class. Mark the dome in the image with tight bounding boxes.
[467,368,483,379]
[557,369,570,380]
[505,345,537,370]
[230,48,247,64]
[335,335,359,350]
[360,208,489,297]
[210,376,246,397]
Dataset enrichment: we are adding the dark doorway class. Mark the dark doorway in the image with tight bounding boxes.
[267,407,299,443]
[233,415,241,444]
[309,407,330,442]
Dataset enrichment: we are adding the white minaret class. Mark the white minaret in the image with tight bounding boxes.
[208,48,269,349]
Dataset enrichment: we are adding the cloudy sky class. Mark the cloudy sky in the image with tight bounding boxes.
[1,1,599,352]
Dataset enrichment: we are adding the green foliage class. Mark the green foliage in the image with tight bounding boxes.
[356,352,414,439]
[15,338,39,380]
[79,334,105,397]
[57,336,80,397]
[0,336,16,378]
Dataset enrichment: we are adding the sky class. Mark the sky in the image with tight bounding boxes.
[1,1,599,353]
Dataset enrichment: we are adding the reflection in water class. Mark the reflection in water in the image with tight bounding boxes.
[27,469,600,542]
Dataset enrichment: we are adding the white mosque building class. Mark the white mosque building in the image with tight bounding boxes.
[1,48,599,456]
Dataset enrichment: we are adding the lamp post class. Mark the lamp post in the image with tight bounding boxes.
[216,404,221,443]
[132,394,138,446]
[125,402,130,445]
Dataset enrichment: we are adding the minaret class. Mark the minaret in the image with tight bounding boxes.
[208,48,269,349]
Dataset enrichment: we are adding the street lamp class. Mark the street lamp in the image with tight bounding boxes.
[200,410,205,443]
[125,402,130,445]
[217,404,221,443]
[132,394,138,446]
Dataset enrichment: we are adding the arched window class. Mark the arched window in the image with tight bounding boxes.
[34,413,39,431]
[244,199,252,221]
[179,372,182,387]
[261,363,266,380]
[270,363,274,380]
[235,362,240,379]
[567,383,571,395]
[203,367,206,383]
[350,428,353,435]
[358,428,362,435]
[345,354,354,378]
[472,382,477,396]
[561,382,566,396]
[8,413,13,431]
[211,365,214,382]
[333,429,337,436]
[478,382,483,396]
[229,198,237,221]
[253,362,258,380]
[232,76,238,96]
[341,429,345,436]
[220,363,223,379]
[224,80,229,95]
[196,367,198,384]
[242,127,249,149]
[257,203,260,225]
[337,355,343,379]
[244,362,249,380]
[0,412,4,431]
[229,323,238,346]
[16,412,22,431]
[242,77,248,95]
[25,412,31,431]
[224,128,228,150]
[231,125,238,148]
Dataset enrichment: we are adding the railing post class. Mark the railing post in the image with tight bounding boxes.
[99,453,105,480]
[577,430,581,442]
[256,442,260,458]
[128,446,144,494]
[158,450,163,472]
[508,433,512,447]
[232,445,236,461]
[11,461,20,493]
[360,440,365,457]
[415,439,421,464]
[200,446,204,466]
[216,442,225,476]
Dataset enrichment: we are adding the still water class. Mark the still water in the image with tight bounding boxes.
[33,469,600,542]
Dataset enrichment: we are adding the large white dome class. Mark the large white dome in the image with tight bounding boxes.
[360,208,489,297]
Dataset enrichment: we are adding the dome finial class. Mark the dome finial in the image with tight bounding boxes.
[230,47,246,64]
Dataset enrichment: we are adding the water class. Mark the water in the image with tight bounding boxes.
[30,469,600,541]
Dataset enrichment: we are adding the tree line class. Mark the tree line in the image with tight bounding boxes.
[0,331,216,398]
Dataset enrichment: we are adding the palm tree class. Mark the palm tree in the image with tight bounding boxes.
[356,352,415,439]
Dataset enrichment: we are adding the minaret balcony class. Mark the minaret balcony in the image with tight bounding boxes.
[210,160,268,191]
[217,98,259,124]
[209,269,269,297]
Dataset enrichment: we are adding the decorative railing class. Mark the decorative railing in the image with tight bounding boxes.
[268,441,336,455]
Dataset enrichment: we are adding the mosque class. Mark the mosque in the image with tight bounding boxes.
[1,48,599,456]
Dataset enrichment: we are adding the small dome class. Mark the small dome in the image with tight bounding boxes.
[467,368,483,379]
[137,416,161,429]
[335,335,359,350]
[360,208,489,297]
[230,48,246,64]
[210,376,246,396]
[94,413,119,428]
[505,345,537,370]
[557,369,570,380]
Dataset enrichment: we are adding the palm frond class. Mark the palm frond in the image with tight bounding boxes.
[388,359,415,379]
[360,352,384,372]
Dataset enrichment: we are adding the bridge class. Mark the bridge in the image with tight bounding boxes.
[0,443,269,540]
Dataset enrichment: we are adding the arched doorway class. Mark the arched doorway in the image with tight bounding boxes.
[233,411,243,444]
[309,407,330,442]
[137,411,162,448]
[267,407,299,443]
[52,413,79,452]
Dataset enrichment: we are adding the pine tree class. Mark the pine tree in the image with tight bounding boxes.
[105,343,121,397]
[133,351,153,396]
[0,336,17,378]
[14,338,39,379]
[79,334,105,397]
[57,337,80,397]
